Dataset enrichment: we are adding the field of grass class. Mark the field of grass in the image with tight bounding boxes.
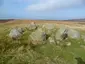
[0,20,85,64]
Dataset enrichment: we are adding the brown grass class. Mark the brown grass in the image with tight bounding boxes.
[1,20,85,30]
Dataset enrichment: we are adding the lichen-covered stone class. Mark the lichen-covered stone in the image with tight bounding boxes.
[9,28,22,40]
[68,29,80,39]
[27,22,37,30]
[42,23,57,34]
[17,28,24,33]
[30,28,46,42]
[55,25,68,40]
[55,25,80,40]
[48,37,55,44]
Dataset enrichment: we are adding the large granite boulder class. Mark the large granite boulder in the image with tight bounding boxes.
[55,25,68,40]
[17,27,24,33]
[9,28,23,40]
[29,28,47,45]
[55,25,80,40]
[30,28,47,42]
[41,23,56,34]
[68,29,80,39]
[27,22,37,30]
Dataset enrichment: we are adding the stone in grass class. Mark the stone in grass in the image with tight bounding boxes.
[42,23,56,34]
[48,37,55,44]
[27,22,37,30]
[66,42,71,46]
[68,29,80,39]
[55,25,68,40]
[17,27,24,33]
[29,28,47,45]
[9,28,23,40]
[61,29,68,40]
[56,25,80,40]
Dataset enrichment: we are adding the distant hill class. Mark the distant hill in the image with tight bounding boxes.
[63,18,85,21]
[0,19,85,24]
[0,19,14,23]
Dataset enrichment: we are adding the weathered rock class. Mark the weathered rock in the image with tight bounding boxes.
[61,29,68,40]
[30,28,47,42]
[42,23,56,34]
[55,25,68,40]
[27,22,37,30]
[68,29,80,39]
[55,25,80,40]
[17,28,24,33]
[48,37,55,44]
[9,27,24,40]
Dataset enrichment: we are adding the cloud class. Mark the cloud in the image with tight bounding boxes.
[27,0,84,11]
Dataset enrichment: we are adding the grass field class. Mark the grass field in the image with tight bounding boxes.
[0,20,85,64]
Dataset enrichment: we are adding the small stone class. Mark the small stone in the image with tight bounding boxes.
[66,42,71,46]
[48,37,55,44]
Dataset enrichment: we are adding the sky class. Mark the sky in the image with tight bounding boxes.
[0,0,85,20]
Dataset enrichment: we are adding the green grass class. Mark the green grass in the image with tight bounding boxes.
[0,24,85,64]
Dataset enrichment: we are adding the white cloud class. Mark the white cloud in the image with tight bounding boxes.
[27,0,84,11]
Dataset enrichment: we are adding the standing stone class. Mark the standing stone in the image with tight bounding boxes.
[9,28,22,40]
[61,29,68,40]
[27,22,37,30]
[30,28,46,42]
[55,25,80,40]
[17,28,24,34]
[42,23,56,34]
[68,29,80,39]
[55,25,68,40]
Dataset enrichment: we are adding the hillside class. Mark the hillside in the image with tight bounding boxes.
[0,20,84,30]
[0,20,85,64]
